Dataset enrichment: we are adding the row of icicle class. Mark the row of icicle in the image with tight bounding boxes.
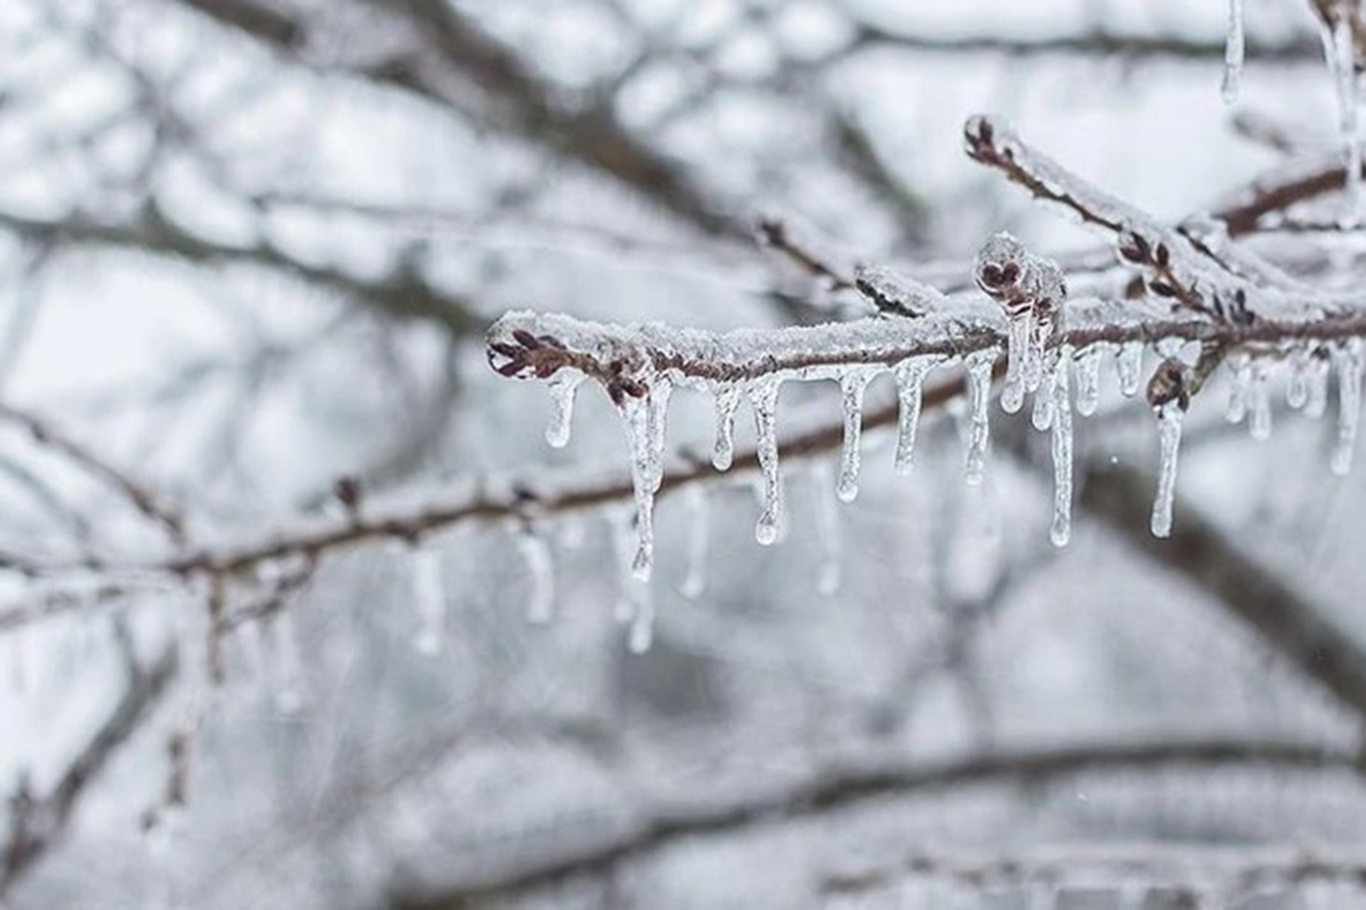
[516,334,1365,653]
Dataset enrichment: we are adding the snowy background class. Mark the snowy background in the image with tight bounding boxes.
[0,0,1365,907]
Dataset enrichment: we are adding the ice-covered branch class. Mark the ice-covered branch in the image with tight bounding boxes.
[0,638,178,896]
[388,734,1364,909]
[0,404,187,547]
[0,206,480,340]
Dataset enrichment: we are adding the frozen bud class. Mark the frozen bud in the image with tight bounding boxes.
[974,232,1028,312]
[1146,358,1191,411]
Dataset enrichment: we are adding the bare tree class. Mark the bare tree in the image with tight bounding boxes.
[1,1,1366,908]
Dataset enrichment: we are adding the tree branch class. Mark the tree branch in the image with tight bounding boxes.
[388,734,1363,908]
[0,640,178,896]
[0,205,479,339]
[1077,456,1366,720]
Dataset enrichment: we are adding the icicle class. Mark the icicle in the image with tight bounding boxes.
[645,380,672,492]
[269,613,305,713]
[1325,17,1363,225]
[837,369,875,502]
[1222,0,1245,104]
[812,462,843,595]
[517,530,554,623]
[1001,311,1031,414]
[1225,356,1251,424]
[1332,339,1363,475]
[751,379,783,545]
[1306,351,1331,418]
[1249,360,1272,441]
[610,511,638,623]
[712,384,741,471]
[1288,349,1312,409]
[1032,352,1059,432]
[894,357,935,475]
[1151,403,1186,538]
[1050,347,1074,548]
[410,545,446,655]
[1116,342,1144,398]
[963,351,994,485]
[628,583,656,654]
[557,516,586,550]
[620,381,668,581]
[1075,344,1102,417]
[544,371,583,449]
[680,485,709,600]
